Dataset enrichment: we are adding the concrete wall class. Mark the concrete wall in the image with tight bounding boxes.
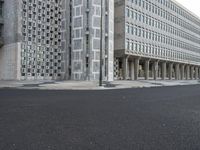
[0,0,21,80]
[114,0,125,51]
[69,0,114,81]
[0,43,21,80]
[107,0,114,81]
[3,0,21,45]
[0,0,63,80]
[61,0,71,80]
[71,0,84,80]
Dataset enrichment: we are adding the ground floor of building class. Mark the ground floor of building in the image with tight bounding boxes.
[1,44,200,81]
[114,55,200,81]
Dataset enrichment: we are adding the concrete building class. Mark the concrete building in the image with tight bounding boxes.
[114,0,200,81]
[1,0,200,82]
[62,0,114,81]
[0,0,63,80]
[61,0,72,80]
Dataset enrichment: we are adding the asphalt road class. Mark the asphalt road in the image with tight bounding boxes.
[1,85,200,150]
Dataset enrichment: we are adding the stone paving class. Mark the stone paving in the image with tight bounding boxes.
[0,80,199,90]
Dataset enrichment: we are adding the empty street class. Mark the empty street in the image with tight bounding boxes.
[1,85,200,150]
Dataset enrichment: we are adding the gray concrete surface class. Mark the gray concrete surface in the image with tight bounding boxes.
[0,80,199,90]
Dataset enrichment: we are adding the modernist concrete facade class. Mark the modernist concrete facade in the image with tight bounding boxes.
[114,0,200,81]
[0,0,63,80]
[61,0,71,80]
[62,0,114,81]
[1,0,200,82]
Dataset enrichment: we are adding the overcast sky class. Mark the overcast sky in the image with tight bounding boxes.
[175,0,200,18]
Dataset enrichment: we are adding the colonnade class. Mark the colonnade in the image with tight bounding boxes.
[120,56,200,80]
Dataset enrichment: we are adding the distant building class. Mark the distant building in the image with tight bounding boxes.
[0,0,63,80]
[114,0,200,80]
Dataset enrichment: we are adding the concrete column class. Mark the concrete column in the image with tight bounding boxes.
[190,66,194,80]
[180,64,185,80]
[198,68,200,79]
[186,65,190,80]
[122,56,128,80]
[151,64,154,78]
[144,59,150,80]
[134,58,139,80]
[195,67,198,80]
[175,64,180,80]
[161,62,166,80]
[153,61,158,80]
[169,63,173,80]
[130,59,134,80]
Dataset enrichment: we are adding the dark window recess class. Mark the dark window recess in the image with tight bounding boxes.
[86,57,89,68]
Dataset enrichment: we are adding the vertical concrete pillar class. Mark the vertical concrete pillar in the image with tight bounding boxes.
[144,59,150,80]
[151,64,154,78]
[198,68,200,79]
[186,65,190,80]
[122,56,128,80]
[190,66,194,80]
[134,58,139,80]
[180,64,185,80]
[130,59,134,80]
[195,67,198,80]
[161,62,166,80]
[175,64,180,80]
[153,61,158,80]
[169,63,173,80]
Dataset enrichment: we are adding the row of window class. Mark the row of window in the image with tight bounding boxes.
[21,64,61,69]
[23,32,60,40]
[126,1,200,36]
[23,38,61,46]
[128,0,200,27]
[23,20,59,29]
[154,0,200,27]
[23,6,61,17]
[21,45,61,52]
[21,53,61,60]
[125,39,200,63]
[21,56,61,63]
[21,73,61,78]
[23,0,60,8]
[126,8,200,45]
[125,23,200,53]
[22,27,61,36]
[22,13,61,25]
[21,69,61,74]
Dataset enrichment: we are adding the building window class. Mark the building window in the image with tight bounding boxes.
[0,2,3,17]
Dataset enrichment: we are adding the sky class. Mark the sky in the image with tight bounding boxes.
[175,0,200,18]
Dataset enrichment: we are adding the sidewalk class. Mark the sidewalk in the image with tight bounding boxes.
[0,80,199,90]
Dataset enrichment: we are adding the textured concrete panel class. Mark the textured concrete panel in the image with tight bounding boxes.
[0,43,21,80]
